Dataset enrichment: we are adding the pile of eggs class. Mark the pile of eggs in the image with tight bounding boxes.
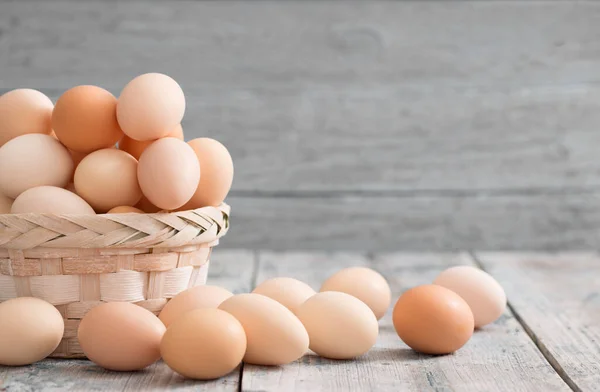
[0,264,506,380]
[0,73,233,215]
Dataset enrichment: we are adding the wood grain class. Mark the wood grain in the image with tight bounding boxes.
[223,193,600,251]
[242,252,569,392]
[475,252,600,392]
[0,250,256,392]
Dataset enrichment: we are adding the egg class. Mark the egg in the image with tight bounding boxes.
[78,302,166,371]
[0,297,64,366]
[119,124,184,160]
[252,277,315,314]
[137,138,200,210]
[135,195,162,213]
[0,134,74,198]
[11,186,95,215]
[159,285,233,328]
[0,193,12,214]
[107,206,144,214]
[295,291,378,359]
[179,138,234,209]
[52,85,123,153]
[117,73,185,141]
[0,88,53,147]
[433,266,506,328]
[218,293,309,365]
[320,267,391,320]
[161,308,246,380]
[393,284,474,355]
[74,149,142,213]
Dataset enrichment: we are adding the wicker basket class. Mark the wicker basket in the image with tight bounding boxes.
[0,203,230,358]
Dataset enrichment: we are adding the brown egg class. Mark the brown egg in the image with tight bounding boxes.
[117,73,185,141]
[219,293,309,366]
[393,285,474,355]
[295,291,378,359]
[252,277,315,314]
[119,124,184,160]
[74,149,142,213]
[179,138,233,209]
[107,206,144,214]
[0,193,12,214]
[0,134,74,198]
[137,137,200,210]
[52,85,124,153]
[135,195,161,213]
[0,89,53,147]
[78,302,166,371]
[159,285,233,328]
[320,267,391,320]
[0,297,64,366]
[11,186,95,215]
[161,308,246,380]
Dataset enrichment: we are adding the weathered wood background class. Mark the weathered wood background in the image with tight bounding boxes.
[1,0,599,250]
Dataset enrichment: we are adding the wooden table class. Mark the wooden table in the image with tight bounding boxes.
[1,250,598,391]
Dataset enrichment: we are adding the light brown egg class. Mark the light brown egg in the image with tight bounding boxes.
[159,285,233,328]
[0,89,53,147]
[320,267,391,320]
[135,195,162,213]
[393,285,474,355]
[119,124,184,160]
[179,138,233,209]
[11,186,95,215]
[433,266,506,328]
[0,297,64,366]
[161,308,246,380]
[74,149,142,213]
[219,293,309,366]
[107,206,144,214]
[0,134,73,198]
[52,85,123,153]
[0,193,12,214]
[295,291,378,359]
[117,73,185,141]
[252,277,315,314]
[137,137,200,210]
[78,302,166,371]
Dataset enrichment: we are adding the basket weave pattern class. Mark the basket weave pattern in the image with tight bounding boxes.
[0,204,229,358]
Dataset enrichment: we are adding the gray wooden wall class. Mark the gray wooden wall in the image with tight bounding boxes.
[1,1,599,251]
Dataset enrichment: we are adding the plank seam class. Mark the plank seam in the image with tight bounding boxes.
[238,251,261,392]
[469,251,583,392]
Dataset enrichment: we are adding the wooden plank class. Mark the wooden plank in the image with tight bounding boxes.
[221,193,600,251]
[475,252,600,392]
[1,1,600,89]
[0,250,256,391]
[242,252,568,391]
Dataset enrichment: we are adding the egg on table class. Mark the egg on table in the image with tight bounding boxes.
[320,267,391,320]
[0,297,64,366]
[433,265,507,328]
[0,134,73,198]
[219,293,309,366]
[393,284,474,355]
[0,88,54,147]
[159,285,233,328]
[295,291,378,359]
[78,302,166,371]
[252,277,315,314]
[161,308,246,380]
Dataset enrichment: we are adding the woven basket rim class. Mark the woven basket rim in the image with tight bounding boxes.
[0,203,230,250]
